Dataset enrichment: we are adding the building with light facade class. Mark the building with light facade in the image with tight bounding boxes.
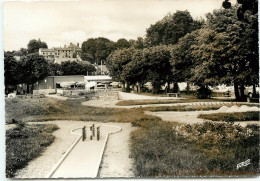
[39,43,82,64]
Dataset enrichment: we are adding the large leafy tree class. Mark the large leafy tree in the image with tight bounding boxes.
[81,37,115,65]
[170,30,200,92]
[121,49,147,91]
[107,46,173,93]
[191,6,258,100]
[143,46,173,93]
[115,38,131,49]
[130,37,147,49]
[60,61,96,75]
[145,11,203,46]
[27,39,48,53]
[223,0,258,20]
[106,48,135,87]
[4,52,22,93]
[20,54,50,93]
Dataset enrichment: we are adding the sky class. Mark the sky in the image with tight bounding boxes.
[3,0,237,51]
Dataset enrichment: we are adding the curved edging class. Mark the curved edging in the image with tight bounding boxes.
[45,125,122,178]
[95,125,122,177]
[45,127,83,178]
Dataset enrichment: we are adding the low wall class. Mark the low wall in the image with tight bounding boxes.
[33,89,56,95]
[57,89,87,96]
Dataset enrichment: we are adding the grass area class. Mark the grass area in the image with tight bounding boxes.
[6,122,59,177]
[130,121,260,176]
[143,105,224,112]
[6,96,260,177]
[116,97,234,106]
[5,97,147,124]
[198,112,259,122]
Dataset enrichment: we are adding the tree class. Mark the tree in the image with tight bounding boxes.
[142,46,173,93]
[81,37,115,65]
[115,38,131,49]
[223,0,258,20]
[60,61,96,75]
[191,6,258,101]
[106,48,136,88]
[4,52,22,94]
[170,30,200,93]
[48,62,62,76]
[145,11,203,46]
[130,37,147,49]
[27,39,48,53]
[20,54,50,93]
[121,49,147,91]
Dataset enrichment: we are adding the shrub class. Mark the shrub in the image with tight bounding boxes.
[131,121,260,176]
[6,123,59,177]
[178,122,260,174]
[198,112,259,122]
[195,85,212,99]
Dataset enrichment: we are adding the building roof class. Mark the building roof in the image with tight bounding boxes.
[84,75,112,81]
[39,48,55,52]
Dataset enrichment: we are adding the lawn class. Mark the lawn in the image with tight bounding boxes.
[5,97,148,124]
[116,97,234,106]
[6,96,259,177]
[143,105,224,112]
[6,122,59,177]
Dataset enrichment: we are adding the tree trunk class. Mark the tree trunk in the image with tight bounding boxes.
[136,84,139,93]
[173,82,179,93]
[126,83,130,92]
[186,82,190,94]
[234,81,240,101]
[27,84,30,94]
[166,81,171,93]
[240,83,246,101]
[253,84,257,97]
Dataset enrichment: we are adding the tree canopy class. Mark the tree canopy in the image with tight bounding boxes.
[81,37,115,65]
[59,61,96,75]
[27,39,48,53]
[4,53,21,87]
[191,6,258,100]
[145,11,203,46]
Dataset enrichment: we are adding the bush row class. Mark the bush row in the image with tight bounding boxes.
[198,112,259,122]
[130,119,260,176]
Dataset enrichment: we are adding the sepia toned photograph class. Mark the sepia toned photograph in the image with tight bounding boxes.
[2,0,259,179]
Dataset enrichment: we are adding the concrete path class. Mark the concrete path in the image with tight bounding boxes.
[48,124,121,178]
[118,92,183,100]
[145,110,260,126]
[145,110,216,124]
[82,99,258,109]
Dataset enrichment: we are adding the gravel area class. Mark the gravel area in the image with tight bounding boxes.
[98,123,136,178]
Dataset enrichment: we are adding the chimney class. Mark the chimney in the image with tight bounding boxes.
[64,45,66,48]
[77,43,79,47]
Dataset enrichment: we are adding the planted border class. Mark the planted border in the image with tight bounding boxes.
[198,112,259,122]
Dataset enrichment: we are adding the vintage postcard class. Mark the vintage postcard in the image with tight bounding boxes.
[2,0,259,179]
